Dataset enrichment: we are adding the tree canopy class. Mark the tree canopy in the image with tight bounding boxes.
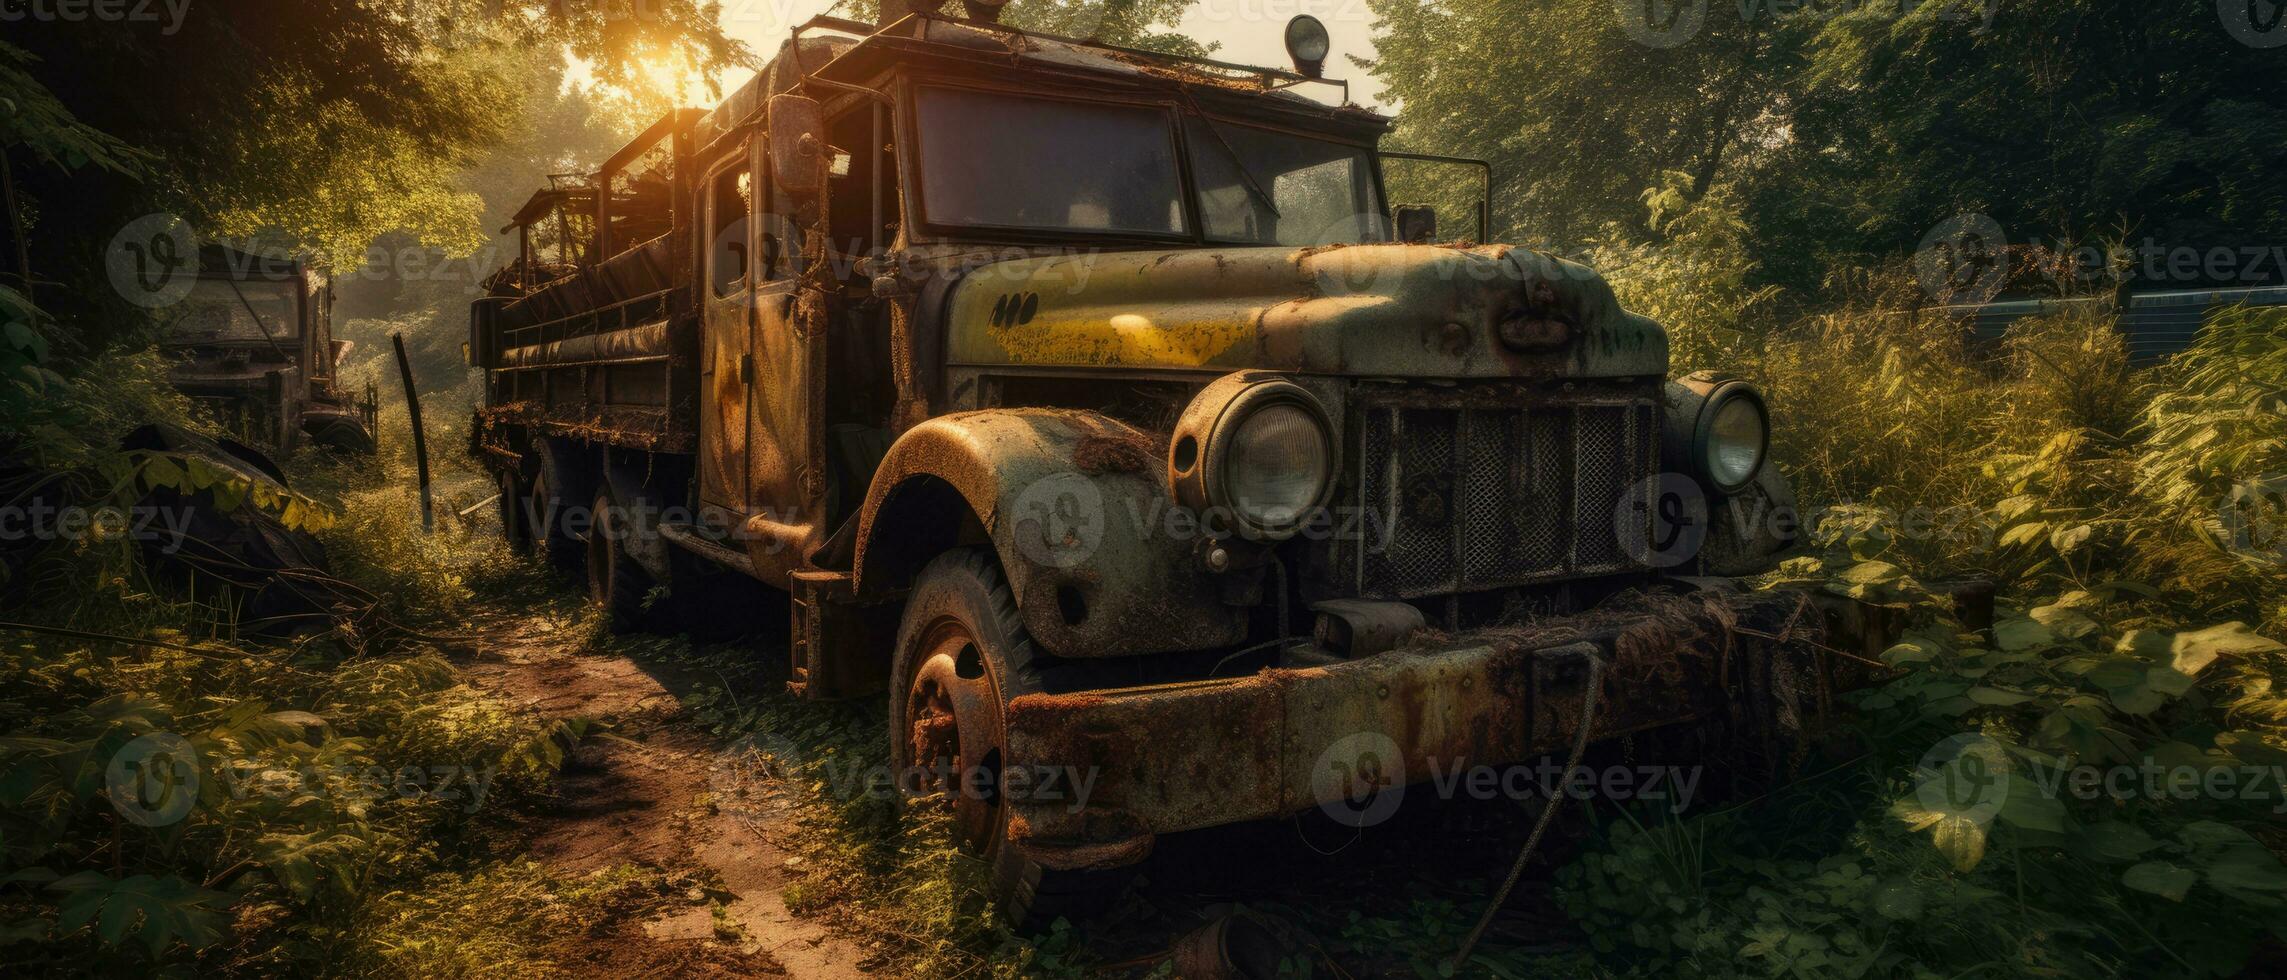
[2,0,742,333]
[1366,0,2287,292]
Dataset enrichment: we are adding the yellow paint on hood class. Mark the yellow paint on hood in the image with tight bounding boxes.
[988,311,1257,367]
[947,250,1290,369]
[941,244,1669,379]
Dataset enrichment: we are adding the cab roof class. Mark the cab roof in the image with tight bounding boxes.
[697,12,1389,148]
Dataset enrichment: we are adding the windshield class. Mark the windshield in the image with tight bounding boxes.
[162,279,299,344]
[916,87,1186,236]
[1187,119,1386,246]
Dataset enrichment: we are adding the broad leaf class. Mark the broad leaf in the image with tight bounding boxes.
[2122,861,2197,902]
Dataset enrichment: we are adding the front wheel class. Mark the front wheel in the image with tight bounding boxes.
[888,547,1133,930]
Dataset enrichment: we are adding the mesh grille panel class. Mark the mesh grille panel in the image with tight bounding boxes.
[1346,390,1657,599]
[1571,404,1628,572]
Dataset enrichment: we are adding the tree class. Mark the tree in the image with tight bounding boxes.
[4,0,742,335]
[1365,0,2287,295]
[1751,0,2287,291]
[1365,0,1793,248]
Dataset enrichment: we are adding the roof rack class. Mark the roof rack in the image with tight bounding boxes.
[797,11,1354,105]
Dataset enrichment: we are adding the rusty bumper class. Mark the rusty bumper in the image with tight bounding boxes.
[1004,588,1882,871]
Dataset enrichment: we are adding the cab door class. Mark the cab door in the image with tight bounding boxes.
[743,156,819,534]
[698,147,757,517]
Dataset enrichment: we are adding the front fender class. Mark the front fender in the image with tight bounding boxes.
[852,410,1247,658]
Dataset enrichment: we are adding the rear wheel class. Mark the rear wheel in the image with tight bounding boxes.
[586,485,656,632]
[528,463,581,571]
[498,469,534,555]
[889,547,1134,930]
[306,417,375,455]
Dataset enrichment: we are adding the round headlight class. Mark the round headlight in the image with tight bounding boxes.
[1224,403,1329,530]
[1169,374,1337,541]
[1698,387,1768,494]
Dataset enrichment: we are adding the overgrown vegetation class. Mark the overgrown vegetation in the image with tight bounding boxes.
[1550,189,2287,978]
[0,286,604,972]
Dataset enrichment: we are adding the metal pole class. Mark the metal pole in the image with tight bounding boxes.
[391,332,433,531]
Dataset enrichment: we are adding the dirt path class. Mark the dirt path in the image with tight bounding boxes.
[456,610,876,979]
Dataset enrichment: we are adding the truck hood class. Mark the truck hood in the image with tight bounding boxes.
[940,243,1667,379]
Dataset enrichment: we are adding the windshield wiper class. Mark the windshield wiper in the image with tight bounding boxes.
[1180,91,1280,220]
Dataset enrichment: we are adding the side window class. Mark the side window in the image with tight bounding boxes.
[760,158,795,281]
[708,163,752,297]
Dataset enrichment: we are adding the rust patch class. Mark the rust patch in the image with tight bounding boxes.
[1073,430,1157,475]
[1257,666,1331,687]
[1005,691,1111,727]
[1497,316,1572,350]
[1006,811,1155,871]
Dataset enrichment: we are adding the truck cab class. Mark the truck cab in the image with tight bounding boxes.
[471,10,1846,927]
[161,246,376,455]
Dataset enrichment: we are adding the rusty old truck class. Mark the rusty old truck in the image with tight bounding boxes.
[161,245,377,455]
[468,9,1878,925]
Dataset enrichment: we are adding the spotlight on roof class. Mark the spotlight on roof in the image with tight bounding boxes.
[1284,15,1330,79]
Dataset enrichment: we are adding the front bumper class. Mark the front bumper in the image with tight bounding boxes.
[1003,587,1886,871]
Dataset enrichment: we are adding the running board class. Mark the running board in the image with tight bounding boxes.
[656,522,756,577]
[789,568,898,701]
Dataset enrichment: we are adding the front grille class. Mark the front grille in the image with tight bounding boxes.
[1338,387,1659,599]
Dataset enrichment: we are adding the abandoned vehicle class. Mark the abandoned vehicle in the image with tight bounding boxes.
[161,245,376,456]
[467,8,1896,925]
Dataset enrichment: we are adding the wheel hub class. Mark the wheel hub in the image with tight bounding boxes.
[902,626,1004,850]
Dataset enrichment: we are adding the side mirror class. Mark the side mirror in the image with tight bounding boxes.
[768,94,828,197]
[1393,205,1438,244]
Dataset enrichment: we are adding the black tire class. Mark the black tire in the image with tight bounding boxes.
[498,469,535,555]
[586,485,656,633]
[889,547,1135,931]
[307,418,375,455]
[528,460,582,572]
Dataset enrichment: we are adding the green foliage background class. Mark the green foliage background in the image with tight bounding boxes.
[1367,0,2287,293]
